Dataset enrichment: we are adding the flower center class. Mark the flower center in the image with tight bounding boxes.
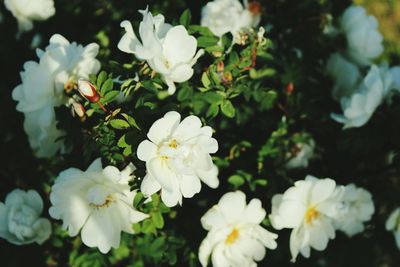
[305,207,320,225]
[87,185,114,209]
[169,139,178,149]
[225,228,239,245]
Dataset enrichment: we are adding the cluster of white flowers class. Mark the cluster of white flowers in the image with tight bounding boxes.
[269,175,374,261]
[49,158,148,253]
[327,6,400,129]
[137,111,219,207]
[201,0,261,40]
[0,189,51,245]
[386,208,400,250]
[12,34,100,158]
[4,0,55,32]
[199,191,278,267]
[118,8,204,95]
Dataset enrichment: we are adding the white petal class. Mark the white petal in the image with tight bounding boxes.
[200,206,226,231]
[180,175,201,198]
[137,140,158,162]
[140,174,162,197]
[242,198,266,224]
[147,111,181,144]
[218,191,246,223]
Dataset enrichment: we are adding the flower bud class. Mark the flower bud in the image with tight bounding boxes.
[71,101,86,119]
[248,1,261,15]
[77,80,100,103]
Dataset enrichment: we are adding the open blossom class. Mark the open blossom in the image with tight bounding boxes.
[326,53,361,99]
[332,184,374,236]
[199,191,278,267]
[270,176,343,261]
[0,189,51,245]
[340,5,383,66]
[285,138,315,170]
[201,0,261,38]
[331,65,392,129]
[386,208,400,250]
[5,0,55,32]
[118,8,203,94]
[49,159,148,254]
[12,34,100,158]
[137,111,219,207]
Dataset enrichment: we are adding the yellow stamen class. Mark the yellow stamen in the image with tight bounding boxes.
[90,195,114,209]
[225,228,239,245]
[305,207,320,225]
[169,139,178,149]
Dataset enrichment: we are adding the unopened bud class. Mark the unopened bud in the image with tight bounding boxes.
[77,80,100,103]
[286,82,294,95]
[248,1,261,15]
[71,101,86,119]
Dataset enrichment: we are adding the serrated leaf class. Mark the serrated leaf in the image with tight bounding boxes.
[110,119,130,129]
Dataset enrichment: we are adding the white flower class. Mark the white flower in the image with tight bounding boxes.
[326,53,361,99]
[199,191,278,267]
[285,139,315,170]
[118,8,203,94]
[332,184,374,236]
[386,208,400,250]
[0,189,51,245]
[5,0,55,32]
[137,111,219,207]
[331,65,392,129]
[49,158,148,254]
[12,34,100,158]
[340,5,383,66]
[269,175,343,262]
[201,0,261,38]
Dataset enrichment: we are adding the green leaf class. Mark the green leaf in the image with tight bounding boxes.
[121,113,140,130]
[204,92,224,104]
[197,36,219,48]
[179,9,191,27]
[110,119,130,130]
[188,25,214,36]
[104,90,120,102]
[228,51,240,66]
[206,103,219,118]
[201,72,211,89]
[96,71,107,88]
[100,78,113,95]
[221,100,235,118]
[152,212,164,229]
[228,175,245,187]
[177,86,192,101]
[260,90,278,110]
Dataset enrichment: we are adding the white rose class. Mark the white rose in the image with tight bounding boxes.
[285,138,315,170]
[118,8,203,94]
[4,0,55,32]
[332,184,374,236]
[201,0,261,38]
[12,34,100,158]
[386,208,400,250]
[340,5,384,66]
[49,158,148,254]
[0,189,51,245]
[331,65,391,129]
[269,175,343,262]
[137,111,219,207]
[326,53,361,99]
[199,191,277,267]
